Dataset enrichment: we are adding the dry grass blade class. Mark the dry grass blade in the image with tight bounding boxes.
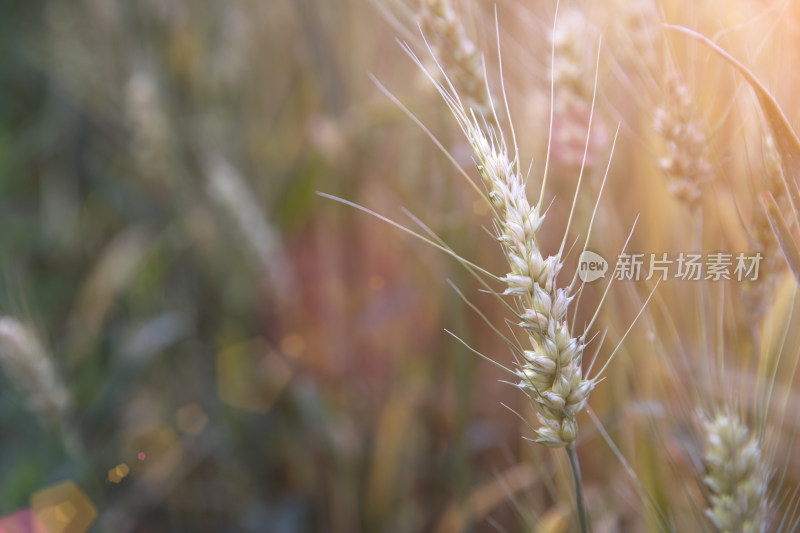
[762,193,800,284]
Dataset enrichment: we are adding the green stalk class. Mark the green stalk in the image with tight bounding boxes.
[566,444,590,533]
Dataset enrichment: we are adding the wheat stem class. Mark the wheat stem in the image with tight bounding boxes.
[566,444,591,533]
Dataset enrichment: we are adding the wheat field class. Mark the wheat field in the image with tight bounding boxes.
[0,0,799,532]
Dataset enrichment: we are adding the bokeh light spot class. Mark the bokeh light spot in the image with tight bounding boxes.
[54,502,76,524]
[0,509,39,533]
[30,480,96,533]
[124,425,182,484]
[107,463,130,483]
[176,403,208,435]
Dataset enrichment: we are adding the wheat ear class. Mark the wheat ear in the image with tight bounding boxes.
[418,0,490,112]
[0,317,70,427]
[447,99,594,448]
[653,72,713,208]
[703,411,769,533]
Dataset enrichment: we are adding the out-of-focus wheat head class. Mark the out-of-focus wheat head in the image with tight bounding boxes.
[417,0,489,112]
[0,317,70,427]
[739,135,789,324]
[702,411,769,533]
[604,0,661,70]
[548,6,609,171]
[653,72,713,208]
[550,7,594,115]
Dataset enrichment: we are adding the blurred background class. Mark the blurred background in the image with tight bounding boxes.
[1,0,799,532]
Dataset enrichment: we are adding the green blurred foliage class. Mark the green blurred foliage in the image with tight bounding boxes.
[0,1,502,531]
